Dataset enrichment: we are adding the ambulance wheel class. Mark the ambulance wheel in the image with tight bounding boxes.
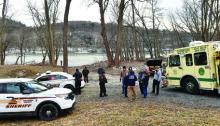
[184,78,199,94]
[38,103,59,121]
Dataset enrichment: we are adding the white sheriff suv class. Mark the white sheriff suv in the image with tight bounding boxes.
[0,78,75,120]
[35,71,85,93]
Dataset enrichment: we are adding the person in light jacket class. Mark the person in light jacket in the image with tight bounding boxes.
[120,66,128,97]
[152,66,162,95]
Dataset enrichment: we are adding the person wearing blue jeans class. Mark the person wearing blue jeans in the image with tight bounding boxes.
[142,74,149,98]
[138,72,144,94]
[120,66,128,96]
[152,66,162,95]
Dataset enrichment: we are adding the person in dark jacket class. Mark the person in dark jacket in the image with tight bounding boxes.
[99,72,108,97]
[97,67,105,75]
[82,66,90,83]
[138,71,144,94]
[142,71,150,98]
[124,67,137,101]
[73,68,82,95]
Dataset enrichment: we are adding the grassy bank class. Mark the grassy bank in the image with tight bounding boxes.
[0,65,75,78]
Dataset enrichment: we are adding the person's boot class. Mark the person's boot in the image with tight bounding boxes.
[104,94,108,97]
[100,93,103,97]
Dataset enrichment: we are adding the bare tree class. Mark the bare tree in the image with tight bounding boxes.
[28,0,61,65]
[27,0,48,64]
[114,0,126,66]
[0,0,8,65]
[130,0,140,60]
[44,0,55,66]
[63,0,72,72]
[93,0,114,66]
[171,0,220,42]
[17,28,28,64]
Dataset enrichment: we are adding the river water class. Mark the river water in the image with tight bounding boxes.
[5,53,107,66]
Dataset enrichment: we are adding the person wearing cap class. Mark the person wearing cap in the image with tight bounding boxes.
[120,66,128,97]
[124,67,137,101]
[73,68,82,95]
[152,66,162,95]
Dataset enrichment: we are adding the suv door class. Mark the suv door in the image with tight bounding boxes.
[0,83,35,113]
[0,83,7,112]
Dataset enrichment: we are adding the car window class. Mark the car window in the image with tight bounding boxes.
[48,75,56,80]
[37,75,49,81]
[19,83,31,92]
[56,75,67,80]
[25,81,48,93]
[0,84,6,93]
[169,55,180,67]
[194,52,207,65]
[185,54,193,66]
[6,83,21,94]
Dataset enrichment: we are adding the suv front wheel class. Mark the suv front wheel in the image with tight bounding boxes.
[38,103,59,121]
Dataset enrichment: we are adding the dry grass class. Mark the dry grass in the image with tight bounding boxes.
[0,61,145,78]
[1,101,220,126]
[0,65,75,78]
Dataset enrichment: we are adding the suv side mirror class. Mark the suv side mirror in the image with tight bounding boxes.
[22,89,32,94]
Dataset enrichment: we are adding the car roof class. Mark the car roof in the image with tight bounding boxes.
[0,78,33,84]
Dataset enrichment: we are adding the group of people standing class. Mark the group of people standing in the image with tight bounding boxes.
[73,67,90,95]
[72,66,108,97]
[120,64,162,101]
[72,64,162,101]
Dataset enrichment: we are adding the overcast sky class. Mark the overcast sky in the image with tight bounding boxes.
[6,0,183,26]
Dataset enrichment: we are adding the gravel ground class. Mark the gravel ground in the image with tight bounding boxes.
[77,71,220,108]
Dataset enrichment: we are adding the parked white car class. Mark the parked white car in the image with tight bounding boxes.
[35,71,85,93]
[0,78,75,120]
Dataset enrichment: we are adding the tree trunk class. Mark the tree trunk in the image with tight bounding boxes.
[131,0,139,60]
[114,0,125,66]
[98,0,114,67]
[44,0,56,66]
[63,0,72,72]
[20,44,23,65]
[0,0,7,65]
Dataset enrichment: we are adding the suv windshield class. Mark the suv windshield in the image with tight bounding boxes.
[25,81,48,93]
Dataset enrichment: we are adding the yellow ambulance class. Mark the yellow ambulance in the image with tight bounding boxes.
[166,41,220,94]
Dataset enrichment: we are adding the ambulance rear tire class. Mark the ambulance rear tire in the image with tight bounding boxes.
[38,103,59,121]
[184,78,199,94]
